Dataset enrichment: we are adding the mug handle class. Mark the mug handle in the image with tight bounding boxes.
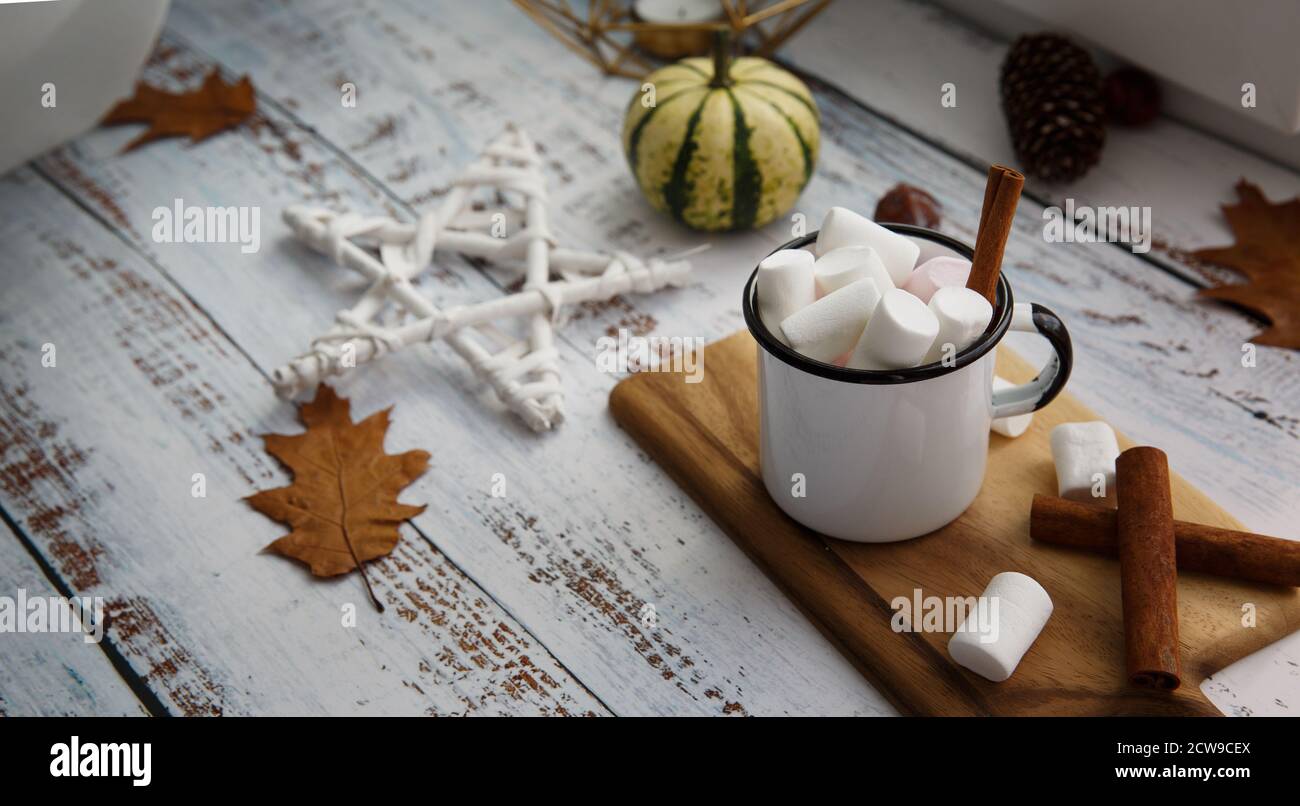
[990,302,1073,418]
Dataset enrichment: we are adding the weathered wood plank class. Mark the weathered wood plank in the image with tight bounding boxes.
[29,21,893,715]
[149,0,1300,713]
[778,0,1300,284]
[25,0,1293,714]
[1203,637,1300,717]
[160,0,1299,536]
[0,168,608,716]
[0,530,149,717]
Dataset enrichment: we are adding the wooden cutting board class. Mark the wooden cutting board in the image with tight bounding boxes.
[609,331,1300,715]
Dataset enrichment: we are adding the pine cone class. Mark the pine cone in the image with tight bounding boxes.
[1104,67,1162,126]
[1000,34,1106,183]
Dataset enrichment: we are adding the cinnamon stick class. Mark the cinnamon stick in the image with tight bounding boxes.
[1115,447,1181,690]
[967,164,1024,305]
[975,165,1003,236]
[1031,494,1300,588]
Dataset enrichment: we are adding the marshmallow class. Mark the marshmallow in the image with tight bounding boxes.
[847,288,939,370]
[757,249,816,344]
[813,246,895,297]
[990,376,1033,437]
[815,206,920,286]
[902,256,971,303]
[780,278,882,364]
[922,286,993,365]
[948,571,1053,682]
[1049,421,1120,503]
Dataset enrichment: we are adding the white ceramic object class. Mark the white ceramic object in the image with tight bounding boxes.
[0,0,171,175]
[745,225,1073,542]
[990,376,1033,437]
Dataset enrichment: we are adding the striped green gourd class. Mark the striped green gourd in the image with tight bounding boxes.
[622,38,820,232]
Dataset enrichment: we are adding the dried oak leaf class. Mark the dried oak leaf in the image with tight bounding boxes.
[1193,180,1300,350]
[101,69,256,153]
[246,386,429,609]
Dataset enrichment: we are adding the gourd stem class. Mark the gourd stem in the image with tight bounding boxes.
[710,28,733,89]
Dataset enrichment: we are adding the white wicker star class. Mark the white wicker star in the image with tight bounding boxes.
[272,125,694,431]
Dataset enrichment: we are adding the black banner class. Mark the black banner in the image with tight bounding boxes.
[0,715,1287,792]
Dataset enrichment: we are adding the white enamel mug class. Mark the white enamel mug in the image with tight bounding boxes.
[743,225,1073,543]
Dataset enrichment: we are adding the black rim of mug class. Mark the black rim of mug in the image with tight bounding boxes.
[742,224,1015,385]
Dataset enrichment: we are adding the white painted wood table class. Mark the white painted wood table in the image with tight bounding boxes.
[1,0,1297,716]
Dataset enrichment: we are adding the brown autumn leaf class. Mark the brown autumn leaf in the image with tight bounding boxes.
[1193,180,1300,350]
[246,385,429,611]
[101,68,256,153]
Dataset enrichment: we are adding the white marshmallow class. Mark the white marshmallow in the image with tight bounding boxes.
[757,249,816,344]
[847,288,939,370]
[990,376,1033,437]
[1049,421,1120,503]
[780,278,882,364]
[948,571,1053,683]
[902,256,971,303]
[813,246,895,297]
[815,206,920,286]
[922,286,993,364]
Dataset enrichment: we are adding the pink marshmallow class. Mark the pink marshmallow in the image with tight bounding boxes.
[902,256,971,303]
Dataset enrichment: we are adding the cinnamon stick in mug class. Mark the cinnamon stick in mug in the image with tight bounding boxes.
[1030,494,1300,588]
[967,165,1024,304]
[1115,447,1181,690]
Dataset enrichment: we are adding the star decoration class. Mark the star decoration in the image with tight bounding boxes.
[274,126,695,431]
